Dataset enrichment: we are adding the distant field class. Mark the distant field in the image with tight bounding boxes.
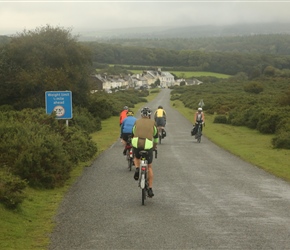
[170,71,230,78]
[128,70,230,79]
[100,65,231,79]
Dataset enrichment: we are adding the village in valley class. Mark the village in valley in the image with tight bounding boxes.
[90,68,202,93]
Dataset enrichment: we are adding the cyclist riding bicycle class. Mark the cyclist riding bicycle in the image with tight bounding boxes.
[119,106,128,127]
[120,109,137,155]
[132,107,158,198]
[153,105,167,138]
[193,107,205,133]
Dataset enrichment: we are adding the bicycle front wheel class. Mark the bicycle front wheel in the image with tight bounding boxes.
[197,135,201,143]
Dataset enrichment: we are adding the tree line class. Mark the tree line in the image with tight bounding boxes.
[83,38,290,77]
[94,34,290,55]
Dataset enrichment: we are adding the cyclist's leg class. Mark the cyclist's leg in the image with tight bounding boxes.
[133,148,141,180]
[122,134,129,155]
[146,149,154,188]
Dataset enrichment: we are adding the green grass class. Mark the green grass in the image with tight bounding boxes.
[172,100,290,182]
[170,71,230,78]
[0,90,159,250]
[125,69,230,79]
[98,65,231,79]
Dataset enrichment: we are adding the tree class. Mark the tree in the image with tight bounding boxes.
[0,25,93,109]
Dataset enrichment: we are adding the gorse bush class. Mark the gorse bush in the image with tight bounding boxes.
[213,115,228,124]
[62,127,98,164]
[0,169,28,209]
[0,108,98,190]
[71,106,102,133]
[13,125,72,188]
[244,81,264,94]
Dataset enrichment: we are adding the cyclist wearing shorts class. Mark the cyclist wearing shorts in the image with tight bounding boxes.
[120,109,137,155]
[154,105,167,137]
[132,107,158,197]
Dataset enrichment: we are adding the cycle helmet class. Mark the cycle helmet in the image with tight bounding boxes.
[123,106,128,110]
[126,109,134,116]
[141,107,151,117]
[198,107,203,111]
[158,105,163,109]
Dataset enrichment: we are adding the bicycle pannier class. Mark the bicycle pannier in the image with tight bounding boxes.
[162,129,166,138]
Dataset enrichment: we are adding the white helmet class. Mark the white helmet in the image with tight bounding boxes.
[198,107,202,111]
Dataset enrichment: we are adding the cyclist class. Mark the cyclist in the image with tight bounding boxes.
[120,109,137,155]
[193,107,205,133]
[119,106,128,127]
[132,107,158,198]
[153,105,167,138]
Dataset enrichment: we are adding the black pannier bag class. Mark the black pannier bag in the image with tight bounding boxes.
[162,129,166,138]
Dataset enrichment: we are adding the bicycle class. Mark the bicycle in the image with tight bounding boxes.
[138,149,157,205]
[125,135,134,171]
[195,121,203,143]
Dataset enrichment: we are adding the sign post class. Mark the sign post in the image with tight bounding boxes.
[198,99,205,108]
[45,91,72,126]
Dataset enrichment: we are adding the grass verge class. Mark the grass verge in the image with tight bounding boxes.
[172,99,290,182]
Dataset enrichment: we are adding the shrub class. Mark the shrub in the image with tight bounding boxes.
[0,169,27,209]
[228,109,245,126]
[13,127,72,188]
[244,82,264,94]
[256,108,281,134]
[0,109,98,189]
[213,115,228,124]
[272,131,290,149]
[71,106,101,133]
[62,127,98,163]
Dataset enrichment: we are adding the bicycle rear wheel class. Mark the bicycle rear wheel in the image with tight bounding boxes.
[142,188,146,205]
[128,158,133,171]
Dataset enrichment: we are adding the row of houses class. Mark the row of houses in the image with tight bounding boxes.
[90,68,202,93]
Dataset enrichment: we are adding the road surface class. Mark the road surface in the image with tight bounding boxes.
[49,89,290,250]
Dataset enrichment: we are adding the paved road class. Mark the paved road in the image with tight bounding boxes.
[49,89,290,250]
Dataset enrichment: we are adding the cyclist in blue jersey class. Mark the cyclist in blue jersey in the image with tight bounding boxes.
[120,109,137,155]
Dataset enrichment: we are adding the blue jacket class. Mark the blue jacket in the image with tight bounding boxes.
[121,116,137,134]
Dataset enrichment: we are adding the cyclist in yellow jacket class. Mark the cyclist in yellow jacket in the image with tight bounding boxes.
[153,105,167,138]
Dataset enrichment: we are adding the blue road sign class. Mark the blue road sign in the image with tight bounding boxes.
[45,91,72,119]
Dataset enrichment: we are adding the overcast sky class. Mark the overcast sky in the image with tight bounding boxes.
[1,1,290,36]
